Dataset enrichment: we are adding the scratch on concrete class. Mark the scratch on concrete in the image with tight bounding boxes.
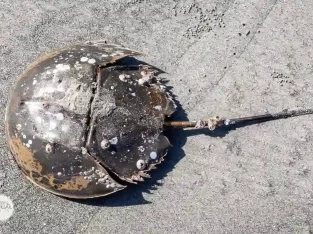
[79,209,100,233]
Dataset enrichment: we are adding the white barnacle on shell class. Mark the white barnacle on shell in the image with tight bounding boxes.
[136,159,146,170]
[138,78,145,85]
[153,105,162,111]
[81,147,88,155]
[98,178,106,183]
[119,74,126,82]
[45,144,53,153]
[109,137,118,145]
[101,139,110,149]
[55,64,70,71]
[224,119,231,125]
[16,124,22,131]
[33,80,37,85]
[150,151,157,160]
[74,63,83,70]
[80,57,88,62]
[88,58,96,64]
[138,74,152,85]
[138,146,145,152]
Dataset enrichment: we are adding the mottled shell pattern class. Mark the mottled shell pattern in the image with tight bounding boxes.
[5,41,176,199]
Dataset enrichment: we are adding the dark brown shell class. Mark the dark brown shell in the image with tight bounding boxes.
[5,42,176,199]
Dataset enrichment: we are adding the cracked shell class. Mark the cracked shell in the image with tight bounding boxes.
[4,42,176,199]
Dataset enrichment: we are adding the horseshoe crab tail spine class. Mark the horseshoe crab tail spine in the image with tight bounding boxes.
[164,108,313,130]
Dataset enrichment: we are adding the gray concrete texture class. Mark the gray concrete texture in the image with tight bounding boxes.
[1,0,313,233]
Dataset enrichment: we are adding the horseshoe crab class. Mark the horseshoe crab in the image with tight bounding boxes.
[4,41,313,199]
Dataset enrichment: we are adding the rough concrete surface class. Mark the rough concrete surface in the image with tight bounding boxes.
[1,0,313,233]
